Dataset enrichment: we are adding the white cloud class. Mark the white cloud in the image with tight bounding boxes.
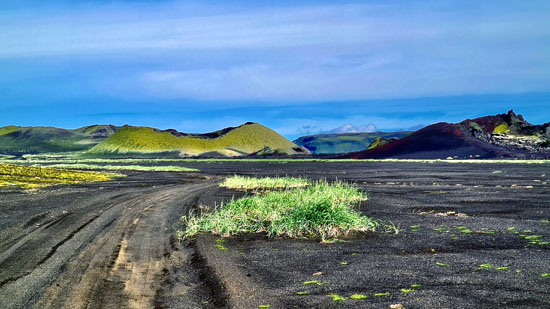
[1,1,549,102]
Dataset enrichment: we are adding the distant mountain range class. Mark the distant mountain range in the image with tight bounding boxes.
[342,110,550,159]
[0,122,307,157]
[293,131,411,154]
[1,111,548,159]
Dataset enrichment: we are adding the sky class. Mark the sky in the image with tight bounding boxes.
[1,0,549,140]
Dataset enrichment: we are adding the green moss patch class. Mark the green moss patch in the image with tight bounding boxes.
[0,163,120,189]
[493,122,510,134]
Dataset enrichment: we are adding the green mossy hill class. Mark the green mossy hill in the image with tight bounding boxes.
[367,137,397,150]
[294,132,410,154]
[89,123,305,157]
[0,125,118,155]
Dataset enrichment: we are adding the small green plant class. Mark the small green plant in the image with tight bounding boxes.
[374,292,390,297]
[215,244,228,251]
[541,273,550,277]
[496,267,510,271]
[410,284,421,289]
[340,261,348,265]
[303,280,327,286]
[259,305,270,308]
[460,229,474,234]
[479,264,492,269]
[507,227,516,231]
[400,289,415,293]
[296,291,309,295]
[327,294,347,301]
[350,294,368,300]
[436,262,449,267]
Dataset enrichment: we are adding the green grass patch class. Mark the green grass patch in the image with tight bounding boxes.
[220,175,310,190]
[182,179,377,240]
[0,163,120,189]
[39,163,198,172]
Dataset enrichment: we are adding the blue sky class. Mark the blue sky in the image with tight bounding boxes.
[1,0,549,139]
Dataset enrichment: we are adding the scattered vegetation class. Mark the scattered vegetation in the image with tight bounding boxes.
[182,179,377,240]
[0,163,120,189]
[3,157,550,165]
[42,163,198,172]
[220,175,310,190]
[350,294,368,300]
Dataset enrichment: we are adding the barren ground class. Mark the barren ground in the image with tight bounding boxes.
[1,162,549,308]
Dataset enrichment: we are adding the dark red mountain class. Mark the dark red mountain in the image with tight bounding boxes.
[342,110,550,159]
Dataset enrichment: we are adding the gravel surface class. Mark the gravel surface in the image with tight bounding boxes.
[1,162,549,308]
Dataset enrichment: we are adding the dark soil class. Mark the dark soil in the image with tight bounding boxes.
[1,162,549,308]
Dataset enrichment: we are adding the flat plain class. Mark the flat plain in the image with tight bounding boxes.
[1,161,549,308]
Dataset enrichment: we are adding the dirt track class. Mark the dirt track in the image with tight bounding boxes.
[1,162,550,308]
[0,173,221,308]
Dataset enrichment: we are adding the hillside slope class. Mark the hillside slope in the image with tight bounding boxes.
[88,122,307,157]
[294,131,410,154]
[343,110,550,159]
[0,125,118,155]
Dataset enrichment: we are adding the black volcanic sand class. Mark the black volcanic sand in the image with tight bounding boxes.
[1,162,549,308]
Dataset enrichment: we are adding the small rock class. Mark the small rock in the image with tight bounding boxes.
[390,304,404,309]
[312,272,323,276]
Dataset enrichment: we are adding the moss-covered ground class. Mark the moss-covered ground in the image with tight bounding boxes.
[0,163,121,189]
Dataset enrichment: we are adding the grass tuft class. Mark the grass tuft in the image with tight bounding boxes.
[220,175,310,190]
[182,178,377,240]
